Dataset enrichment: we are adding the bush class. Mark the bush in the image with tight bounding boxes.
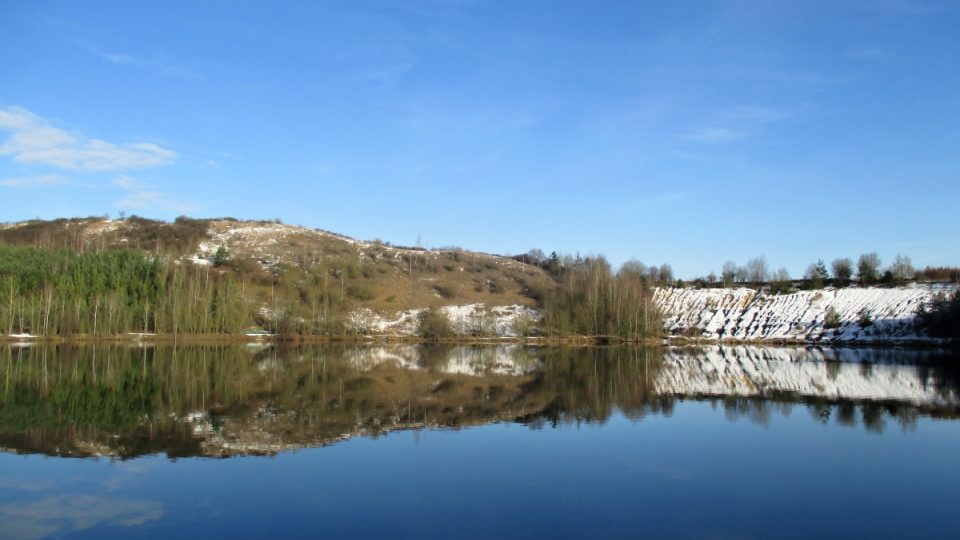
[916,291,960,339]
[419,309,453,340]
[858,309,873,327]
[824,307,842,329]
[346,285,374,301]
[432,285,456,299]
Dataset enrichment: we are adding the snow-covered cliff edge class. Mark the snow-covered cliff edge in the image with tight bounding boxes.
[654,284,954,343]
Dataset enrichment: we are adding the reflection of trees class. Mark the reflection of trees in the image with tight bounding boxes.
[515,347,674,427]
[0,344,957,457]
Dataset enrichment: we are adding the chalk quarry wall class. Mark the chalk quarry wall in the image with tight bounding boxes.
[653,285,954,343]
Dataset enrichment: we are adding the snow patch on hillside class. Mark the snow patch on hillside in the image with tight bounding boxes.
[345,304,541,337]
[654,285,954,343]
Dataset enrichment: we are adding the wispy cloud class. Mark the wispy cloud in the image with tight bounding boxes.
[0,106,178,171]
[113,175,197,213]
[682,105,790,144]
[612,190,694,215]
[0,174,62,187]
[683,127,744,143]
[87,43,201,79]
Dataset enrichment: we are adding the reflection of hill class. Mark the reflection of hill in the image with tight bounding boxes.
[0,344,957,458]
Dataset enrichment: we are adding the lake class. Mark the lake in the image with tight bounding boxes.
[1,344,959,539]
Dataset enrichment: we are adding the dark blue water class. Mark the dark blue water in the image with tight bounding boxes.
[1,344,959,539]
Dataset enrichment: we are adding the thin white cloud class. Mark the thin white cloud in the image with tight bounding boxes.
[0,174,62,187]
[719,105,789,123]
[683,127,744,143]
[0,106,178,171]
[89,44,201,79]
[682,105,789,144]
[113,175,197,213]
[113,174,142,190]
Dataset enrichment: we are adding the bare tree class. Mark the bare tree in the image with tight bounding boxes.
[889,254,914,284]
[735,265,749,284]
[771,267,791,293]
[721,261,737,287]
[619,259,647,279]
[857,252,882,285]
[745,256,769,285]
[831,258,853,287]
[658,264,674,285]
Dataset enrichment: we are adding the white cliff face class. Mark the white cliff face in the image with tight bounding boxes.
[653,285,954,343]
[346,304,540,338]
[656,347,957,406]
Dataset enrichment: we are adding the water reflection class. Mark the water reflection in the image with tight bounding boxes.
[1,344,957,458]
[0,495,164,540]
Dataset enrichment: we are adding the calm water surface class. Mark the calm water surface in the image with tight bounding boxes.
[1,344,959,539]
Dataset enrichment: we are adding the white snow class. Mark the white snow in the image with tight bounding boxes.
[344,344,541,376]
[345,304,541,337]
[656,346,957,406]
[347,309,425,335]
[188,254,212,266]
[441,345,541,376]
[654,285,954,343]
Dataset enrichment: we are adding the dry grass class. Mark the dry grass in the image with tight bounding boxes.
[0,217,551,316]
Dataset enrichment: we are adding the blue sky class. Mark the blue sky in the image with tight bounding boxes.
[1,0,958,278]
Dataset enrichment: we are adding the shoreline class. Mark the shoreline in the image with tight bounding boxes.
[0,332,952,350]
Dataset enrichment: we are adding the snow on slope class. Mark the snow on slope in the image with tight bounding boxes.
[346,304,540,337]
[656,347,957,405]
[654,285,954,343]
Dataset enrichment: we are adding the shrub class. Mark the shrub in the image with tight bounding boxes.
[916,291,960,339]
[346,285,374,301]
[432,285,456,299]
[824,307,842,329]
[419,309,453,340]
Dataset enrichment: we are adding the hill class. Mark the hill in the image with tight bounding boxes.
[2,216,664,340]
[0,216,555,337]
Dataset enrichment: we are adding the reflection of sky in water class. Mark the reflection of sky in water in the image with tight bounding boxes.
[1,401,959,539]
[0,496,163,540]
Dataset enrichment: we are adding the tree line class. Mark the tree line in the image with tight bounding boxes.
[0,245,248,336]
[513,250,664,339]
[685,252,957,291]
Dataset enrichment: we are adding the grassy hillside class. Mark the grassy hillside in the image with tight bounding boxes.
[0,217,663,339]
[0,216,545,314]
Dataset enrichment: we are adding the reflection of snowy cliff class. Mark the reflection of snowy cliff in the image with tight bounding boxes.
[656,347,958,406]
[344,345,541,376]
[654,285,955,343]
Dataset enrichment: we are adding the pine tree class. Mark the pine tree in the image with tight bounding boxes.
[213,245,230,267]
